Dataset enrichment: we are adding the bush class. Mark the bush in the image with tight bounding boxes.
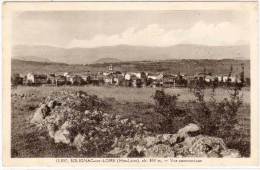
[188,83,248,156]
[153,89,179,118]
[11,74,23,86]
[153,89,188,133]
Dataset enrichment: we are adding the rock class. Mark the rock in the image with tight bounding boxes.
[168,135,179,144]
[47,123,56,138]
[85,110,90,115]
[60,121,72,130]
[108,147,125,155]
[221,149,241,158]
[206,151,221,158]
[38,136,47,141]
[162,134,178,144]
[53,121,74,144]
[127,148,145,157]
[145,136,160,147]
[47,100,56,109]
[136,145,145,153]
[161,134,172,141]
[145,144,175,157]
[54,129,71,144]
[54,113,66,127]
[30,104,50,124]
[131,120,137,125]
[178,123,200,137]
[182,135,200,148]
[120,118,129,124]
[188,136,227,157]
[73,133,85,151]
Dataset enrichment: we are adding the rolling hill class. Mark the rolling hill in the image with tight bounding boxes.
[11,59,250,78]
[12,44,250,64]
[12,56,52,63]
[94,58,122,64]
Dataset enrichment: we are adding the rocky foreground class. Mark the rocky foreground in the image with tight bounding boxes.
[30,90,241,158]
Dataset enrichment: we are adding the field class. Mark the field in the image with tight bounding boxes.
[11,85,250,157]
[12,85,250,104]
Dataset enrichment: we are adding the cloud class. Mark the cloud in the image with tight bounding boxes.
[68,21,249,48]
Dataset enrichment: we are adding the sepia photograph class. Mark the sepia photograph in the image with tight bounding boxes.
[2,1,259,167]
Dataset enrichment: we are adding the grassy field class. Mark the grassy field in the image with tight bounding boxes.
[12,85,250,104]
[11,85,250,157]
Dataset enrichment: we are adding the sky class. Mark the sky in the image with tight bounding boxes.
[12,10,250,48]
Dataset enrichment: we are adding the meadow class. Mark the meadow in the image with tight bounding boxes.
[12,85,250,104]
[11,85,250,157]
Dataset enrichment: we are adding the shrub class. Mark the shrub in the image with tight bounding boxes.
[188,82,247,156]
[153,89,179,118]
[11,74,23,86]
[153,89,187,133]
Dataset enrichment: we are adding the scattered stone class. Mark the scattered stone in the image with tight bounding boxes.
[54,129,71,144]
[73,133,85,151]
[30,104,50,124]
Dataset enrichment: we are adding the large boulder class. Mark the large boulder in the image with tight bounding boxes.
[30,104,50,124]
[53,121,73,144]
[54,129,71,144]
[177,123,200,138]
[187,135,228,157]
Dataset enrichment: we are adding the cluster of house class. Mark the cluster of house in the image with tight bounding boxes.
[11,70,249,88]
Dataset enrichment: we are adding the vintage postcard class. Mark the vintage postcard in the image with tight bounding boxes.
[2,1,259,167]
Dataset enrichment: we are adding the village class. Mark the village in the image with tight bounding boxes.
[11,64,249,88]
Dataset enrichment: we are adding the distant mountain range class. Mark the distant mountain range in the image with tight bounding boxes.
[12,55,52,63]
[12,44,249,64]
[94,57,122,64]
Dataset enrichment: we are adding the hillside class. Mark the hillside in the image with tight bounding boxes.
[11,59,250,78]
[94,57,121,64]
[12,44,250,64]
[12,56,52,63]
[11,59,73,74]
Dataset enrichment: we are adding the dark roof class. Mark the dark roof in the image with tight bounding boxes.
[34,74,47,79]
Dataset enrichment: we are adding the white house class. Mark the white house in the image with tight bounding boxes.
[124,73,131,80]
[148,73,163,80]
[26,73,35,83]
